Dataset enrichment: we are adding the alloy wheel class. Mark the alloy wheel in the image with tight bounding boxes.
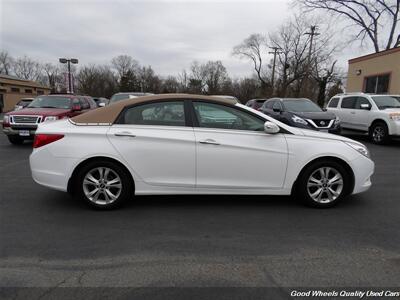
[82,167,122,205]
[372,126,385,143]
[307,167,343,204]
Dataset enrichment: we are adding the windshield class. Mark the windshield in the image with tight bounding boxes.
[283,99,322,112]
[372,96,400,110]
[27,96,72,109]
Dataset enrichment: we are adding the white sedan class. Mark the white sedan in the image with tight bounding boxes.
[29,94,374,209]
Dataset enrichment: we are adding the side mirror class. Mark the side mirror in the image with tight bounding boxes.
[360,103,371,110]
[72,104,82,111]
[98,102,106,107]
[264,121,280,134]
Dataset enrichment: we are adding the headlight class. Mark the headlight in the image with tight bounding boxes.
[344,141,370,158]
[389,113,400,121]
[3,115,9,123]
[334,116,340,124]
[291,115,308,125]
[44,116,58,122]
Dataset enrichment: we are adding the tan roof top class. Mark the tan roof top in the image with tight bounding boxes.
[0,74,51,89]
[71,94,236,124]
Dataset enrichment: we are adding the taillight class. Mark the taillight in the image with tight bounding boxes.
[33,134,64,148]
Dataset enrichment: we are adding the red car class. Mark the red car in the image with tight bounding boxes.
[2,94,97,145]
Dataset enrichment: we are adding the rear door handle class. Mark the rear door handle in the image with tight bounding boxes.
[114,131,136,137]
[199,139,220,145]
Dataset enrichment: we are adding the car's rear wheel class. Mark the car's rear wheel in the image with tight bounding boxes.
[296,160,351,208]
[370,122,390,145]
[75,160,133,209]
[7,135,24,145]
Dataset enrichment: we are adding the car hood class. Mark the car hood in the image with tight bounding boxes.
[299,128,363,144]
[290,111,337,120]
[6,108,71,116]
[380,108,400,113]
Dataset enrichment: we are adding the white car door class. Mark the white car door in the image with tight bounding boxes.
[192,101,288,189]
[107,101,195,187]
[339,96,357,129]
[352,97,372,131]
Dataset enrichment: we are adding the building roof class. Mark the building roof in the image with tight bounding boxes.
[0,74,51,89]
[71,94,236,125]
[348,47,400,64]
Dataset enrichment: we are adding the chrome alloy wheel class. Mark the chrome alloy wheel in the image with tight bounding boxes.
[82,167,122,205]
[307,167,344,204]
[372,126,385,143]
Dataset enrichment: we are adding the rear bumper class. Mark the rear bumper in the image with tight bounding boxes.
[30,148,78,192]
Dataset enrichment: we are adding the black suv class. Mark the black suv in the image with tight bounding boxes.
[259,98,341,134]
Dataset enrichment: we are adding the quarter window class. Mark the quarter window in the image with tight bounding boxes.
[193,102,264,131]
[341,97,357,109]
[123,101,185,126]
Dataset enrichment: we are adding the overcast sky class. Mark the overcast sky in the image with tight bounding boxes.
[1,0,368,77]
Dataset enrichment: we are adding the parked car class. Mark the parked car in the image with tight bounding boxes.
[259,98,341,134]
[245,99,267,111]
[210,95,239,103]
[14,98,34,110]
[109,92,154,105]
[92,97,109,107]
[2,94,97,145]
[326,93,400,144]
[30,94,373,209]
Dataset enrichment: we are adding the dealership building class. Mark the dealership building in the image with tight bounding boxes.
[0,74,50,112]
[346,47,400,94]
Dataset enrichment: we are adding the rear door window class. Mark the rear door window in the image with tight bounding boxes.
[341,97,357,109]
[123,101,185,127]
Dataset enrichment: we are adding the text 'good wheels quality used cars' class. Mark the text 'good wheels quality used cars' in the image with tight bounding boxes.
[29,94,374,209]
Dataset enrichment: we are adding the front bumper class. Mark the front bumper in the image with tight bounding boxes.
[3,125,37,138]
[351,155,374,194]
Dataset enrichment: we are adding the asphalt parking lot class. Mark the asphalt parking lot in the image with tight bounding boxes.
[0,132,400,299]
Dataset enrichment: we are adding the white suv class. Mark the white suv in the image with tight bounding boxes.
[326,93,400,144]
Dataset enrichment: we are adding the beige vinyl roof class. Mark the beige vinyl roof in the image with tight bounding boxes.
[70,94,236,125]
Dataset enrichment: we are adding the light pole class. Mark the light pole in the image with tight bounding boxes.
[59,58,78,93]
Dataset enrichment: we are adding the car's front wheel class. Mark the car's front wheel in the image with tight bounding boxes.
[296,160,351,208]
[75,160,133,209]
[369,122,390,145]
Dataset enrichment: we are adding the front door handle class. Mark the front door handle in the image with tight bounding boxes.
[350,111,356,114]
[114,131,136,137]
[199,139,220,145]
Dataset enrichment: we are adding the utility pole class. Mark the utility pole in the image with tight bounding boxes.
[304,25,320,80]
[304,26,320,99]
[268,47,282,96]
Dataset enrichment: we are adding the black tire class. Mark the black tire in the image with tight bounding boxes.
[369,121,390,145]
[73,160,134,210]
[295,160,351,208]
[7,135,24,145]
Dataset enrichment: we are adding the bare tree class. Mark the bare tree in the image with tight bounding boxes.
[0,50,14,75]
[12,55,42,81]
[42,63,62,92]
[298,0,400,52]
[232,34,269,89]
[77,64,118,98]
[111,55,140,80]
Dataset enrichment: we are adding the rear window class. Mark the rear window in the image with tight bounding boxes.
[328,97,339,108]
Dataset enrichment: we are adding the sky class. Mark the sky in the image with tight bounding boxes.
[0,0,369,77]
